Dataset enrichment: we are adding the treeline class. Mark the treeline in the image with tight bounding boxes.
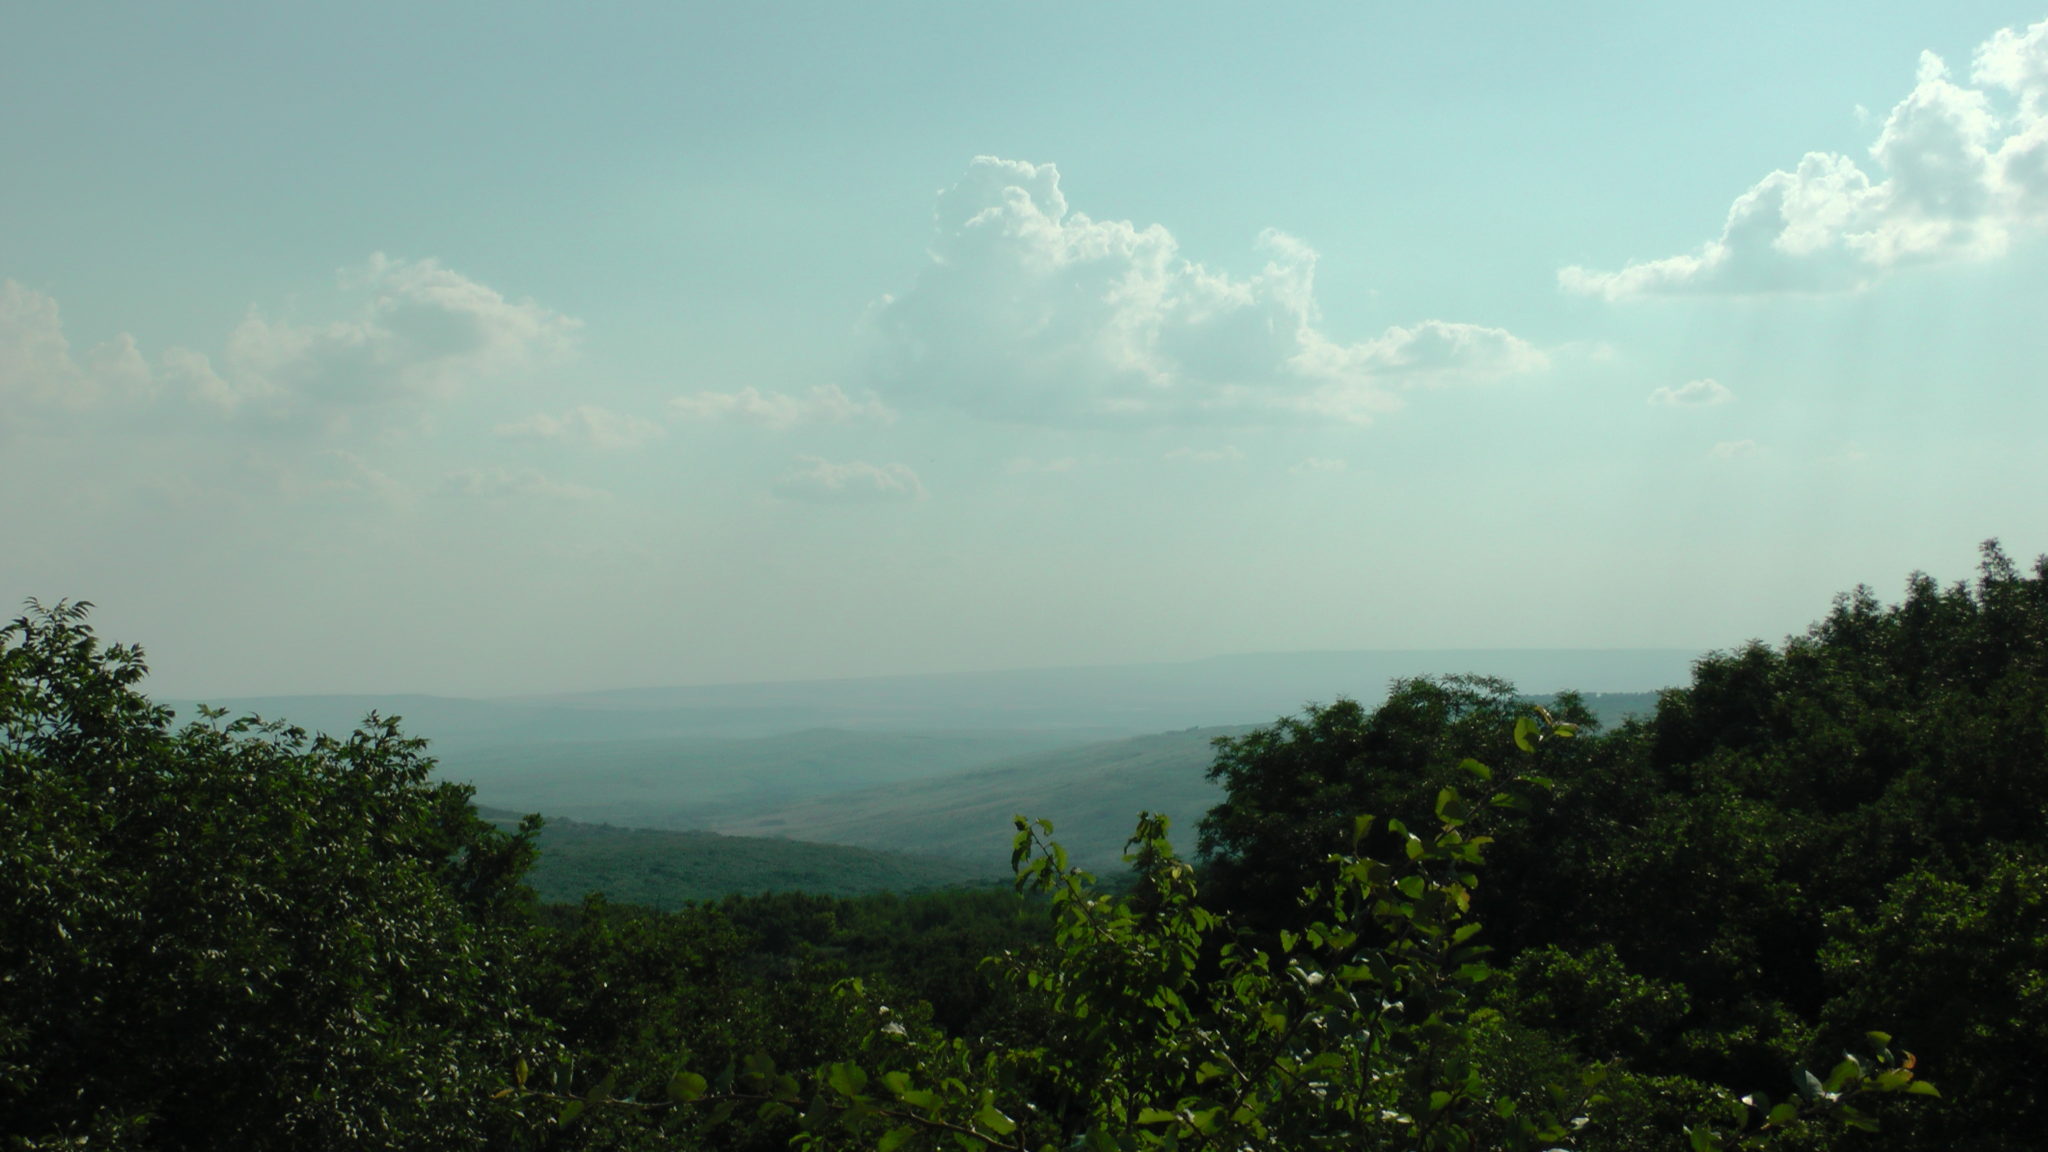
[4,544,2044,1149]
[481,810,997,908]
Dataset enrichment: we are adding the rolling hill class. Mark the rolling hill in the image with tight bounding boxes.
[708,726,1254,871]
[477,806,997,908]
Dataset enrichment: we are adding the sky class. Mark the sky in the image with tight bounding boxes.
[5,1,2048,697]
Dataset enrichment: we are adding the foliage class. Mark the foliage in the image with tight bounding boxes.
[0,601,546,1151]
[521,727,1929,1151]
[477,806,994,909]
[1196,676,1594,927]
[1191,541,2048,1150]
[20,536,2047,1150]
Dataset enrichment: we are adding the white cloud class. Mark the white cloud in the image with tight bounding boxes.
[0,280,157,410]
[205,254,578,420]
[495,405,664,450]
[444,466,607,501]
[1564,18,2048,298]
[872,157,1544,426]
[773,456,927,502]
[1709,439,1759,459]
[1648,378,1733,406]
[3,258,578,436]
[1164,445,1246,464]
[669,383,891,429]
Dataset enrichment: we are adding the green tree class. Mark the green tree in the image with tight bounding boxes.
[1196,675,1590,931]
[0,601,548,1151]
[521,749,1928,1150]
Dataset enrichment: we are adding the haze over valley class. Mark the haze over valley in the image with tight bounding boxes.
[170,647,1681,886]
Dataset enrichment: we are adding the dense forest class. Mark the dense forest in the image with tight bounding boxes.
[6,543,2046,1149]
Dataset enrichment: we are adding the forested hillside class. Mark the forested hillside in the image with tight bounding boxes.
[6,545,2044,1149]
[477,807,995,906]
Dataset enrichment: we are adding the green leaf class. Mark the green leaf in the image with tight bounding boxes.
[1434,788,1468,825]
[1138,1108,1179,1125]
[1513,715,1537,752]
[1459,758,1493,781]
[1905,1081,1941,1097]
[976,1102,1017,1136]
[828,1062,868,1098]
[879,1127,915,1152]
[668,1071,709,1103]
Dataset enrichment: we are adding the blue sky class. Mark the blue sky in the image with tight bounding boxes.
[5,2,2047,696]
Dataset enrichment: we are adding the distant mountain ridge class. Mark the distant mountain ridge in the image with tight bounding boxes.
[161,657,1685,879]
[167,647,1698,746]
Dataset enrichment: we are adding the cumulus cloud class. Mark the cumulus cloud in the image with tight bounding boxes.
[773,456,927,503]
[871,157,1544,426]
[444,466,607,501]
[1709,439,1760,460]
[669,382,890,429]
[0,280,157,410]
[200,254,577,421]
[4,258,577,435]
[1564,18,2048,298]
[1648,378,1733,406]
[495,405,664,449]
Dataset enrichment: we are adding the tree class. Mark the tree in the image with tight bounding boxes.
[0,601,548,1151]
[1196,675,1590,929]
[520,743,1929,1151]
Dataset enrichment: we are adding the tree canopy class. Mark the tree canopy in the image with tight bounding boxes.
[14,539,2048,1149]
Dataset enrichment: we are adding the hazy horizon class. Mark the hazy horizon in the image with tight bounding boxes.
[7,4,2047,698]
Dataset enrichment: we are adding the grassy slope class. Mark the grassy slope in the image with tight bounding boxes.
[446,728,1101,828]
[708,726,1256,872]
[479,806,996,909]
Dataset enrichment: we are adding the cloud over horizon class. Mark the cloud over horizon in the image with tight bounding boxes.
[204,255,578,423]
[1,280,155,414]
[1563,17,2048,298]
[3,257,579,434]
[871,157,1544,427]
[495,405,664,450]
[669,383,891,429]
[1649,378,1733,406]
[773,456,927,503]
